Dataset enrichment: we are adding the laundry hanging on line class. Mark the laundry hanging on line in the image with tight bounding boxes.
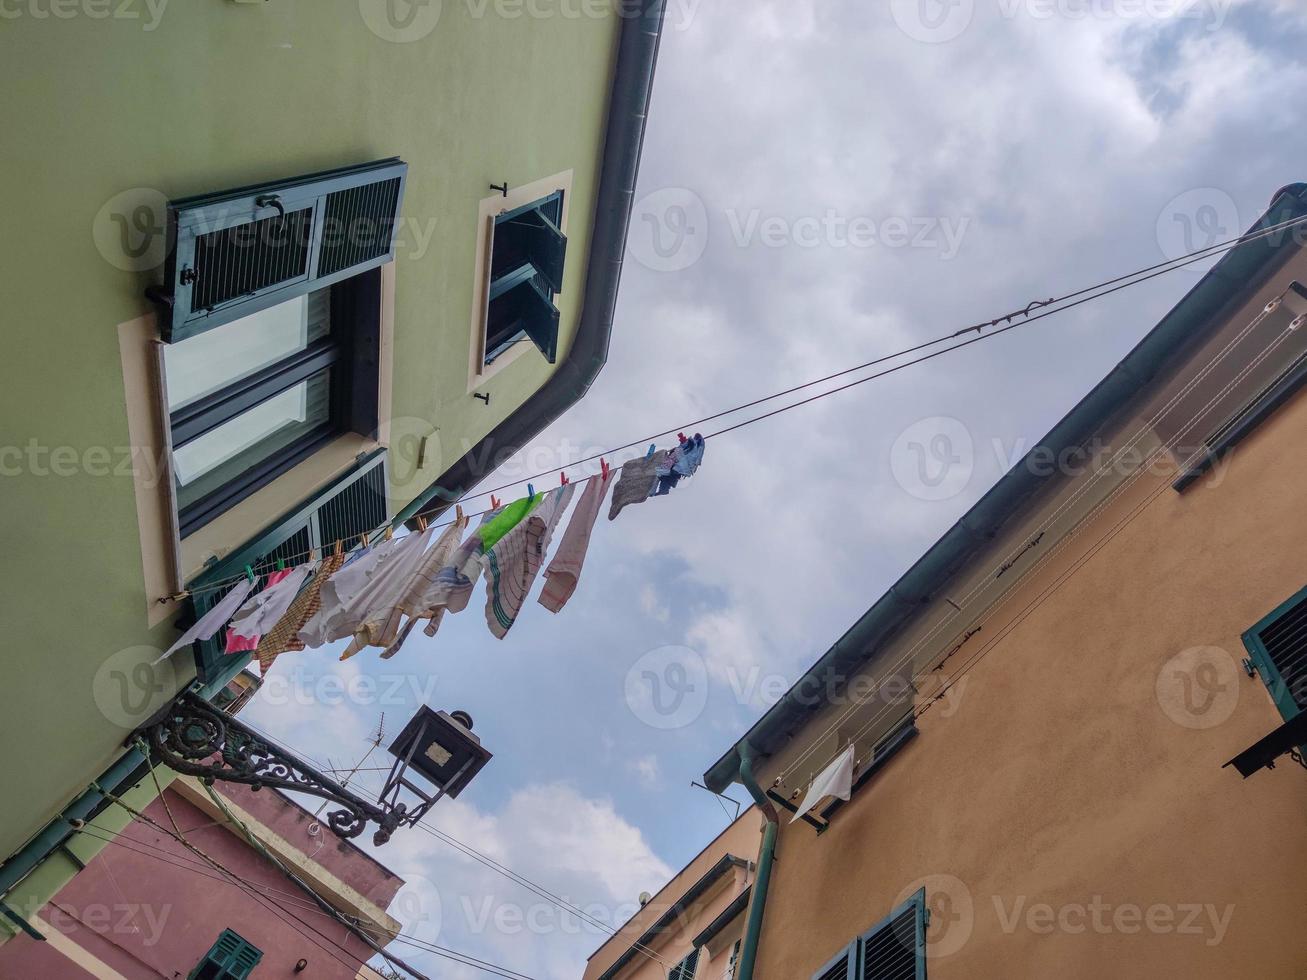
[166,437,708,668]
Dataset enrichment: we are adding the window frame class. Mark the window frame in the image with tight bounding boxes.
[167,270,382,538]
[1242,583,1307,721]
[668,947,701,980]
[811,888,927,980]
[189,928,263,980]
[483,189,566,365]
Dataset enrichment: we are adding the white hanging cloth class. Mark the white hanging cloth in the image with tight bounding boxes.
[153,579,256,664]
[791,744,856,823]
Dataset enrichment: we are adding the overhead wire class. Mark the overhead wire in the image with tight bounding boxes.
[180,213,1307,598]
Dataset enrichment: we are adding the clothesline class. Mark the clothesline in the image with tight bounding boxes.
[158,437,702,667]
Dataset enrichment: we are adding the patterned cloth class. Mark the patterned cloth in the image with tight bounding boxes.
[483,484,575,639]
[608,451,668,521]
[256,552,347,673]
[539,471,613,613]
[416,508,504,635]
[377,514,470,657]
[225,567,296,654]
[297,537,402,648]
[339,529,438,661]
[229,565,311,643]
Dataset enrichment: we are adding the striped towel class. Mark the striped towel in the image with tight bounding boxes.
[483,485,575,638]
[539,472,614,613]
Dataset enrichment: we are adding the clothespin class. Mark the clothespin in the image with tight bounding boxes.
[560,471,569,486]
[455,504,464,522]
[527,483,535,499]
[678,432,687,444]
[384,525,394,541]
[490,495,502,509]
[276,558,285,571]
[360,531,370,548]
[333,539,343,557]
[645,444,656,459]
[244,565,256,584]
[309,547,318,563]
[600,458,611,480]
[417,515,428,532]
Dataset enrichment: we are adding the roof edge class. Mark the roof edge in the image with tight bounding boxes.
[704,182,1307,793]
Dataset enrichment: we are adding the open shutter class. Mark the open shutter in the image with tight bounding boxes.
[859,892,926,980]
[186,450,389,685]
[152,159,407,343]
[1243,585,1307,721]
[812,948,854,980]
[492,201,567,292]
[191,929,262,980]
[484,191,565,363]
[668,949,700,980]
[487,277,561,364]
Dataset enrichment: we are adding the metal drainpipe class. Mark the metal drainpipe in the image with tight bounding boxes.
[736,742,778,980]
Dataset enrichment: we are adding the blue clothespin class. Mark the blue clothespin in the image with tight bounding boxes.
[244,565,256,584]
[645,444,656,459]
[527,483,535,499]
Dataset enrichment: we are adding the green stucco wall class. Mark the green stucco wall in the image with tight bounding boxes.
[0,0,618,878]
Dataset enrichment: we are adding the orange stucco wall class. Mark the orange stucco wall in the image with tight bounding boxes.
[749,363,1307,976]
[584,810,761,980]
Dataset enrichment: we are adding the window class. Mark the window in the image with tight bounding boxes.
[190,929,262,979]
[812,890,926,980]
[725,939,742,979]
[150,159,403,534]
[669,948,700,980]
[1243,585,1307,721]
[482,191,567,365]
[186,449,389,685]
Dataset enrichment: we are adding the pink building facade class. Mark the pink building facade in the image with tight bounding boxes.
[0,776,404,979]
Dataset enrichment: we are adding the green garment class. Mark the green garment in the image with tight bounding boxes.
[478,493,541,552]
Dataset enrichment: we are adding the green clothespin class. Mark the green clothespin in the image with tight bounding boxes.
[245,565,256,584]
[276,558,285,571]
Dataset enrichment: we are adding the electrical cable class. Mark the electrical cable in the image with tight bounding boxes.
[179,213,1307,598]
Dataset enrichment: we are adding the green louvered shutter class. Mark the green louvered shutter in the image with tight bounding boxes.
[186,449,389,685]
[484,191,566,364]
[668,949,700,980]
[152,159,406,343]
[191,929,262,979]
[812,947,854,980]
[858,892,926,980]
[1243,585,1307,721]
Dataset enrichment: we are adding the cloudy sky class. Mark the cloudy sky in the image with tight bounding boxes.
[244,2,1307,976]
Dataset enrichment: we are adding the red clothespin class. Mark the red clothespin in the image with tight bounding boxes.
[560,471,569,486]
[677,432,688,444]
[600,458,611,480]
[490,495,502,509]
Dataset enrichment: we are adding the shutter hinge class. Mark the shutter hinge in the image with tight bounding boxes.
[1242,658,1257,678]
[179,266,198,287]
